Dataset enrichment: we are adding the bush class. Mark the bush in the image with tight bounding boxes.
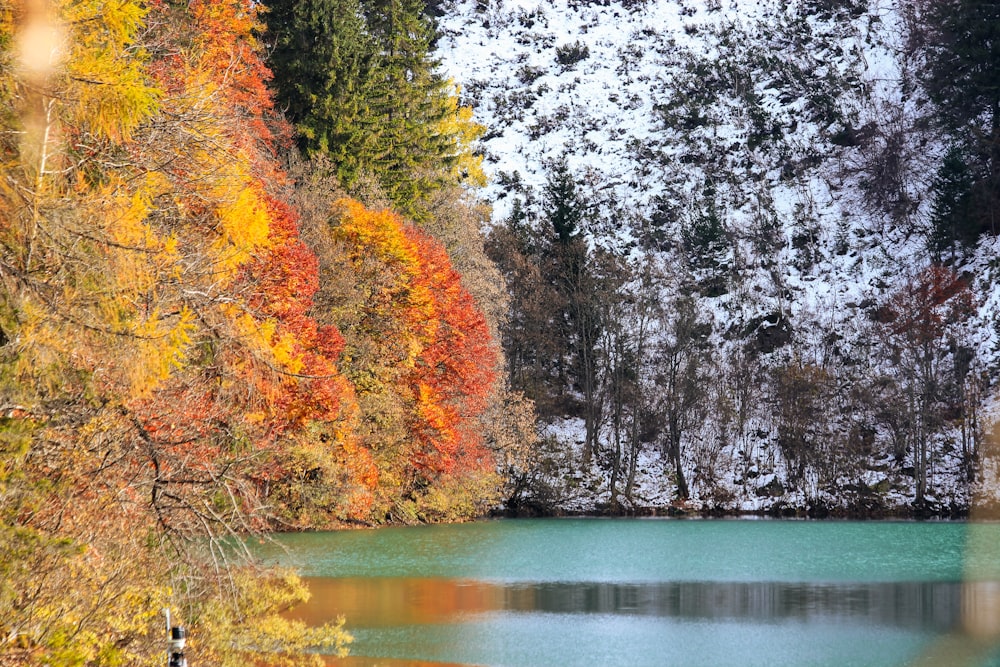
[556,41,590,69]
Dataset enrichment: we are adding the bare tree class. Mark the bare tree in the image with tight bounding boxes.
[652,294,714,501]
[597,255,661,511]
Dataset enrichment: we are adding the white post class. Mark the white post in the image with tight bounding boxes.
[164,609,188,667]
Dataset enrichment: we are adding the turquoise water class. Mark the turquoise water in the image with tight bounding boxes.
[260,519,1000,666]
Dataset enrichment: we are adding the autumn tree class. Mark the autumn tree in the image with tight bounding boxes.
[0,0,355,662]
[772,360,836,487]
[0,5,174,659]
[879,265,977,511]
[313,199,500,521]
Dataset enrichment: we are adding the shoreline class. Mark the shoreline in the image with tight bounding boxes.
[269,507,976,536]
[273,498,982,534]
[494,502,971,522]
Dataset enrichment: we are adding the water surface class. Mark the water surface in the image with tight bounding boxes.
[259,519,1000,667]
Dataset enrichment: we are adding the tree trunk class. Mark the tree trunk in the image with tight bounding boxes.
[624,412,641,504]
[609,438,621,513]
[668,418,689,500]
[673,446,689,501]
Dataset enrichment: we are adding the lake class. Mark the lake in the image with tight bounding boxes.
[259,518,1000,667]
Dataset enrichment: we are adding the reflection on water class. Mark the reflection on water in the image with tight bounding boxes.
[291,577,1000,666]
[292,577,979,632]
[962,581,1000,638]
[294,578,1000,636]
[261,519,1000,666]
[294,578,1000,667]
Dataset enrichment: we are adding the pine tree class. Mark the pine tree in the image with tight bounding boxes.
[265,0,373,174]
[929,143,976,259]
[920,0,1000,232]
[265,0,481,217]
[921,0,1000,133]
[683,183,724,260]
[544,155,585,244]
[541,158,602,464]
[360,0,457,209]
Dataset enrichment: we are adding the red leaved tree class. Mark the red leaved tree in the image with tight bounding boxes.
[880,264,977,510]
[330,199,500,517]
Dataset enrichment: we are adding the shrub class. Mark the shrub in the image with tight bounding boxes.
[556,40,591,69]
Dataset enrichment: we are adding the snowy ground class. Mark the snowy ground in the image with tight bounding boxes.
[530,415,979,517]
[436,0,1000,518]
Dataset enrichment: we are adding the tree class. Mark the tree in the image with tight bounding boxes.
[544,156,585,244]
[484,203,566,413]
[597,255,661,511]
[0,0,356,662]
[541,158,603,466]
[772,360,835,488]
[652,295,714,501]
[919,0,1000,234]
[322,199,500,520]
[265,0,372,167]
[929,142,978,259]
[264,0,484,217]
[681,182,729,296]
[880,265,976,511]
[481,385,541,513]
[920,0,1000,134]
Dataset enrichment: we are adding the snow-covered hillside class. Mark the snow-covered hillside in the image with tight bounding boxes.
[439,1,903,217]
[435,0,1000,516]
[437,0,933,299]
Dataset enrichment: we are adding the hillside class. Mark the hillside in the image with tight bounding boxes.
[0,0,996,662]
[0,0,508,662]
[436,0,1000,516]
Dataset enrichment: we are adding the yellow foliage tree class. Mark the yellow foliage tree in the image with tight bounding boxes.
[435,82,487,189]
[0,1,355,664]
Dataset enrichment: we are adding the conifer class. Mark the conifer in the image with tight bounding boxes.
[929,143,976,259]
[266,0,372,176]
[920,0,1000,232]
[265,0,480,217]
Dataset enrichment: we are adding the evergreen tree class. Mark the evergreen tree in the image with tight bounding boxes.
[360,0,455,209]
[544,155,585,244]
[266,0,372,169]
[682,182,727,267]
[929,143,977,259]
[681,182,729,296]
[265,0,480,217]
[921,0,1000,133]
[920,0,1000,232]
[541,159,602,464]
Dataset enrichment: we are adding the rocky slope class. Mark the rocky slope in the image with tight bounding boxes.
[436,0,1000,516]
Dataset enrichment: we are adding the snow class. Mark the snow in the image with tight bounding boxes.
[436,0,1000,516]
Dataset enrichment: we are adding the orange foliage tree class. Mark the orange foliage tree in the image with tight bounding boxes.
[329,199,500,520]
[0,0,354,663]
[0,0,503,661]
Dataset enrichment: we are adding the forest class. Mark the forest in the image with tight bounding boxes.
[440,0,1000,518]
[0,0,998,664]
